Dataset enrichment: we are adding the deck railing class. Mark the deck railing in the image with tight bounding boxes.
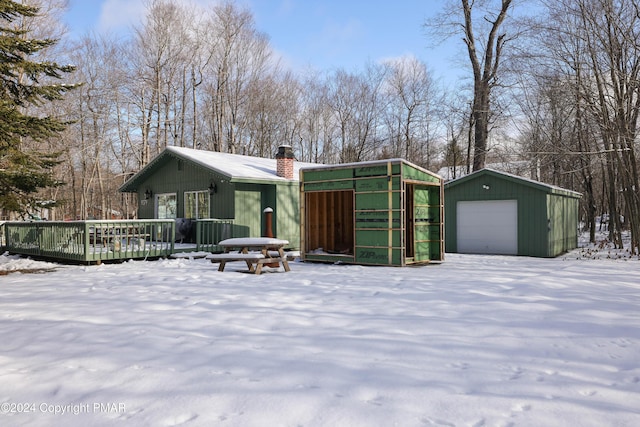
[192,219,249,253]
[3,220,176,263]
[2,219,249,263]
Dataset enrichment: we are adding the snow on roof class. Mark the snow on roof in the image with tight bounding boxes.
[167,146,317,182]
[218,237,289,246]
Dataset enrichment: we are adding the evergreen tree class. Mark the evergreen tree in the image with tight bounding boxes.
[0,0,76,216]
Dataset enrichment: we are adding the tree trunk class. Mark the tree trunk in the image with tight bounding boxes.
[461,0,512,171]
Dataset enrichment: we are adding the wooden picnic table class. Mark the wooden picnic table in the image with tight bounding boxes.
[209,237,291,274]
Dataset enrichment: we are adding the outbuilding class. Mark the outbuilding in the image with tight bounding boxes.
[300,159,444,266]
[119,145,314,248]
[444,168,582,257]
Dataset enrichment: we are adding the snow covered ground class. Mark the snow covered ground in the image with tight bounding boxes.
[1,236,639,427]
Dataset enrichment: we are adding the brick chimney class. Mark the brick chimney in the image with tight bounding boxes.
[276,145,295,179]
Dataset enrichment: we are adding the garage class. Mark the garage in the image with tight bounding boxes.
[444,168,582,257]
[456,200,518,255]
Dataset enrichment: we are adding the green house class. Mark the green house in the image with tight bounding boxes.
[300,159,444,266]
[444,168,582,257]
[119,146,314,249]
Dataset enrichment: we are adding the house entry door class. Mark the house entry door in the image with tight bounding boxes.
[156,193,177,219]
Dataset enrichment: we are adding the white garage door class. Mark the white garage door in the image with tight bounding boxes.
[457,200,518,255]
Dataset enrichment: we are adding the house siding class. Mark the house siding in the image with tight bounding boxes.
[120,148,305,249]
[229,182,300,249]
[135,159,231,220]
[275,183,302,249]
[234,185,262,237]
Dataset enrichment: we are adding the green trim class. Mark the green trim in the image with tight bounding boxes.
[445,168,582,198]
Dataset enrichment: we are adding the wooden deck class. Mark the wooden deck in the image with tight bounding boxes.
[1,219,249,264]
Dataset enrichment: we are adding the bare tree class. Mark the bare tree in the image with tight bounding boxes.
[520,0,640,252]
[517,2,603,243]
[440,91,472,178]
[579,0,640,253]
[60,34,130,219]
[382,55,439,169]
[18,0,68,41]
[245,70,301,157]
[130,0,196,163]
[462,0,514,171]
[542,0,640,253]
[296,71,336,163]
[202,1,272,154]
[327,64,387,163]
[427,0,516,171]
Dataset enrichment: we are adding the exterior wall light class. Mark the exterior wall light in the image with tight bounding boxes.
[144,189,153,200]
[209,182,217,195]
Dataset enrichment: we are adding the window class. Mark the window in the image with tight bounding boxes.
[185,191,210,219]
[156,193,177,219]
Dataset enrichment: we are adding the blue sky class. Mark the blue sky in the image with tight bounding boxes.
[63,0,465,85]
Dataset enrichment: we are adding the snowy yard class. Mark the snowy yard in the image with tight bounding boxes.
[1,240,639,426]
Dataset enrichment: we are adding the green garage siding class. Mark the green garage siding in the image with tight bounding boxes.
[547,193,580,256]
[444,169,581,258]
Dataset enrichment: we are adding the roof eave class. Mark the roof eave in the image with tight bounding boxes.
[118,149,235,193]
[444,168,581,197]
[230,177,300,185]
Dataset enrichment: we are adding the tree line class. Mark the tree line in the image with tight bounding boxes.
[1,0,638,254]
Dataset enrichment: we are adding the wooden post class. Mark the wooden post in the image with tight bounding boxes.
[263,207,274,237]
[263,207,278,267]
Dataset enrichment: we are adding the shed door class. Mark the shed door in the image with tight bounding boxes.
[457,200,518,255]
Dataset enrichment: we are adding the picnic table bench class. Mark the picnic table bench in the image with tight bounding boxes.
[208,237,291,274]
